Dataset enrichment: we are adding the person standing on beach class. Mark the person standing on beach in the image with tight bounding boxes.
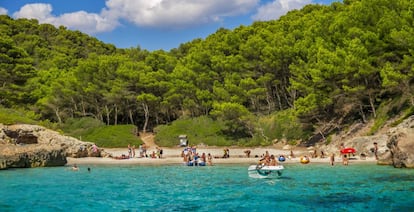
[159,147,163,158]
[139,144,143,158]
[339,143,344,158]
[207,153,213,166]
[373,142,378,160]
[330,153,335,166]
[342,155,349,166]
[289,150,295,159]
[92,143,98,153]
[127,144,132,158]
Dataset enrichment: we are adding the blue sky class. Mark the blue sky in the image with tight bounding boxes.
[0,0,338,51]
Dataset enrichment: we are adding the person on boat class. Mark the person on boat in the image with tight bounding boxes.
[258,153,271,166]
[270,155,278,166]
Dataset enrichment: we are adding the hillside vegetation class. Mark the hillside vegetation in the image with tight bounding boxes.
[1,0,414,147]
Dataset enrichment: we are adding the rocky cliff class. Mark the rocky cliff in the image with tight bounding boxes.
[0,124,111,169]
[307,116,414,168]
[382,116,414,168]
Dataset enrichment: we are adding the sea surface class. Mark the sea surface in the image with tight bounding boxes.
[0,163,413,212]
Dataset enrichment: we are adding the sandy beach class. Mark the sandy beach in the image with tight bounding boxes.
[67,146,377,166]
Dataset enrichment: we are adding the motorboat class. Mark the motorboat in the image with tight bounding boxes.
[248,164,284,178]
[186,161,206,166]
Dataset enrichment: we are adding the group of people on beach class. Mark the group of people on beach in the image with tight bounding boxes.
[181,146,213,166]
[114,143,163,159]
[108,141,380,165]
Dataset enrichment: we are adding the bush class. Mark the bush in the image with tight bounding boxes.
[61,117,141,147]
[154,116,232,147]
[259,109,310,142]
[0,107,38,125]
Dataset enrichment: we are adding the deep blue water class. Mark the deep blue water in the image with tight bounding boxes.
[0,164,413,212]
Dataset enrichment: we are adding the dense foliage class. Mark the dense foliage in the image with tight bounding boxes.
[1,0,413,145]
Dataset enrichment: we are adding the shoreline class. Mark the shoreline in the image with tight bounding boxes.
[66,147,378,166]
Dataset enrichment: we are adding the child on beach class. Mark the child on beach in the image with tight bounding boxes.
[342,155,349,166]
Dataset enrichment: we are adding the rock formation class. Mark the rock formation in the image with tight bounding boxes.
[314,115,414,168]
[382,116,414,168]
[0,124,111,169]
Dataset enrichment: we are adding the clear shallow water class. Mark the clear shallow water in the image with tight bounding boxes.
[0,164,413,212]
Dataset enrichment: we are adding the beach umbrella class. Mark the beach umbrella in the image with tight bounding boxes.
[340,148,356,154]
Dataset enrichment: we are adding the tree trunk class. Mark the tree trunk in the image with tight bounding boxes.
[273,85,283,110]
[81,100,86,116]
[114,104,118,125]
[368,93,376,118]
[104,105,110,125]
[54,107,62,124]
[128,109,134,125]
[142,102,149,133]
[359,104,367,123]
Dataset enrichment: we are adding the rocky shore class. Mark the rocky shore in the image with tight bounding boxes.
[0,124,110,169]
[1,115,414,169]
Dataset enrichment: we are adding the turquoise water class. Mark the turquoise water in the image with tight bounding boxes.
[0,164,413,212]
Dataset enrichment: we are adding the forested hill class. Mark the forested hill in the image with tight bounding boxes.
[1,0,414,145]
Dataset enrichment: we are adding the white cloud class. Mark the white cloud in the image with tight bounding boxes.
[104,0,259,28]
[252,0,311,21]
[10,0,260,34]
[12,3,118,34]
[0,7,8,15]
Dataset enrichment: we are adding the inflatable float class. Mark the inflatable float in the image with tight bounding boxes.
[300,156,310,164]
